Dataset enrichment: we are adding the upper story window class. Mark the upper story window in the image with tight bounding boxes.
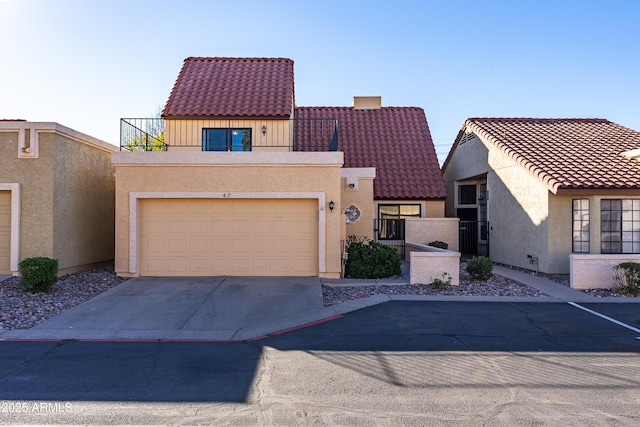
[601,199,640,254]
[202,128,251,152]
[457,184,477,205]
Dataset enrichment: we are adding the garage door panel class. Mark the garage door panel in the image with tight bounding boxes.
[168,221,188,234]
[143,219,168,235]
[140,198,318,276]
[167,259,187,274]
[252,239,273,254]
[144,239,166,255]
[232,219,251,233]
[211,240,230,253]
[189,259,209,273]
[232,239,251,253]
[188,219,209,234]
[189,240,210,254]
[144,259,168,275]
[210,219,230,235]
[166,240,188,255]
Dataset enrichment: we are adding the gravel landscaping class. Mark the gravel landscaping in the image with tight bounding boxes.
[322,263,548,307]
[0,264,127,330]
[1,261,636,331]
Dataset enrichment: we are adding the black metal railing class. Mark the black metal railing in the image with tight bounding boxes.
[459,221,489,256]
[120,118,338,152]
[374,218,406,260]
[120,118,167,151]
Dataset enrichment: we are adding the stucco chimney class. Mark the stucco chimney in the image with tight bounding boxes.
[352,96,382,110]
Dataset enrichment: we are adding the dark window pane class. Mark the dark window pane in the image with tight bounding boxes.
[203,129,227,151]
[458,185,476,205]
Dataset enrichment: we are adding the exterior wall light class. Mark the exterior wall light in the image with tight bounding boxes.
[329,201,335,211]
[261,125,267,135]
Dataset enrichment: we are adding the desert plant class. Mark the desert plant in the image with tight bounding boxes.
[431,272,452,289]
[345,239,401,279]
[18,257,59,293]
[428,240,448,250]
[612,262,640,296]
[465,256,493,281]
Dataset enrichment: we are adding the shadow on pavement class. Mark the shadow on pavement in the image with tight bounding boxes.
[1,301,639,402]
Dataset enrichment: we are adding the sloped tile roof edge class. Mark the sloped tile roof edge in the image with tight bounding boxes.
[442,117,638,194]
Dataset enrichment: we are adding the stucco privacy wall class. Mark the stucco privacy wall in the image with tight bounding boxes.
[570,254,640,289]
[113,151,344,278]
[406,218,459,252]
[0,122,117,275]
[408,244,461,286]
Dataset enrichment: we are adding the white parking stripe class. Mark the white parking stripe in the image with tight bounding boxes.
[569,302,640,334]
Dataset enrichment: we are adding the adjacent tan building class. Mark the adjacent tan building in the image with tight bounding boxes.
[442,118,640,275]
[0,120,118,276]
[114,57,448,278]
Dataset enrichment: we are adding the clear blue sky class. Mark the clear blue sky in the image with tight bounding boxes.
[2,0,639,163]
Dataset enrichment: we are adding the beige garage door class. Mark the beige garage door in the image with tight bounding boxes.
[139,198,319,276]
[0,191,10,274]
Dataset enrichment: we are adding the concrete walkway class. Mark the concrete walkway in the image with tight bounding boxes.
[1,265,638,342]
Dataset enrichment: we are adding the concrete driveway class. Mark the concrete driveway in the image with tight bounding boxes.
[8,276,324,341]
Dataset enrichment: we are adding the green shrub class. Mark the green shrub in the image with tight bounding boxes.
[612,262,640,296]
[465,256,493,281]
[428,240,448,250]
[18,257,59,293]
[431,272,452,289]
[345,239,401,279]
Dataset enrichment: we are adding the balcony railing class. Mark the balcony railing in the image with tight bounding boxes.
[120,118,338,152]
[120,118,167,152]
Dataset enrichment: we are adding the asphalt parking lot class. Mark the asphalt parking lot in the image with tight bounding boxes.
[1,301,639,425]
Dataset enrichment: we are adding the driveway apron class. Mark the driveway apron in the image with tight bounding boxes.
[21,276,323,340]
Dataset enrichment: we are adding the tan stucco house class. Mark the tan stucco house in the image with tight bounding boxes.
[113,57,448,278]
[442,117,640,276]
[0,120,118,276]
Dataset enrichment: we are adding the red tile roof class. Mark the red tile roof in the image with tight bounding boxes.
[443,118,640,192]
[162,57,295,118]
[296,107,447,199]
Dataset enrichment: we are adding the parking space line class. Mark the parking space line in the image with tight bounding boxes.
[569,302,640,336]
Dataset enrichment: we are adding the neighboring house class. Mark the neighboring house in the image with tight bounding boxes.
[113,57,448,278]
[0,120,118,276]
[442,117,640,274]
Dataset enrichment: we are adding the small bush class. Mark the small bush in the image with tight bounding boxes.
[431,272,452,289]
[345,239,401,279]
[466,256,493,281]
[612,262,640,296]
[428,240,448,250]
[18,257,59,293]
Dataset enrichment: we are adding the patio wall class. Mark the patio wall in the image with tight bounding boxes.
[406,218,459,252]
[407,243,461,286]
[570,254,640,289]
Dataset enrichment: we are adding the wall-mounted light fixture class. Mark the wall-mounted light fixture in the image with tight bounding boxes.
[329,201,335,211]
[261,125,267,136]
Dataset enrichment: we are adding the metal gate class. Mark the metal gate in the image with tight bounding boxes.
[459,221,489,257]
[374,218,406,259]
